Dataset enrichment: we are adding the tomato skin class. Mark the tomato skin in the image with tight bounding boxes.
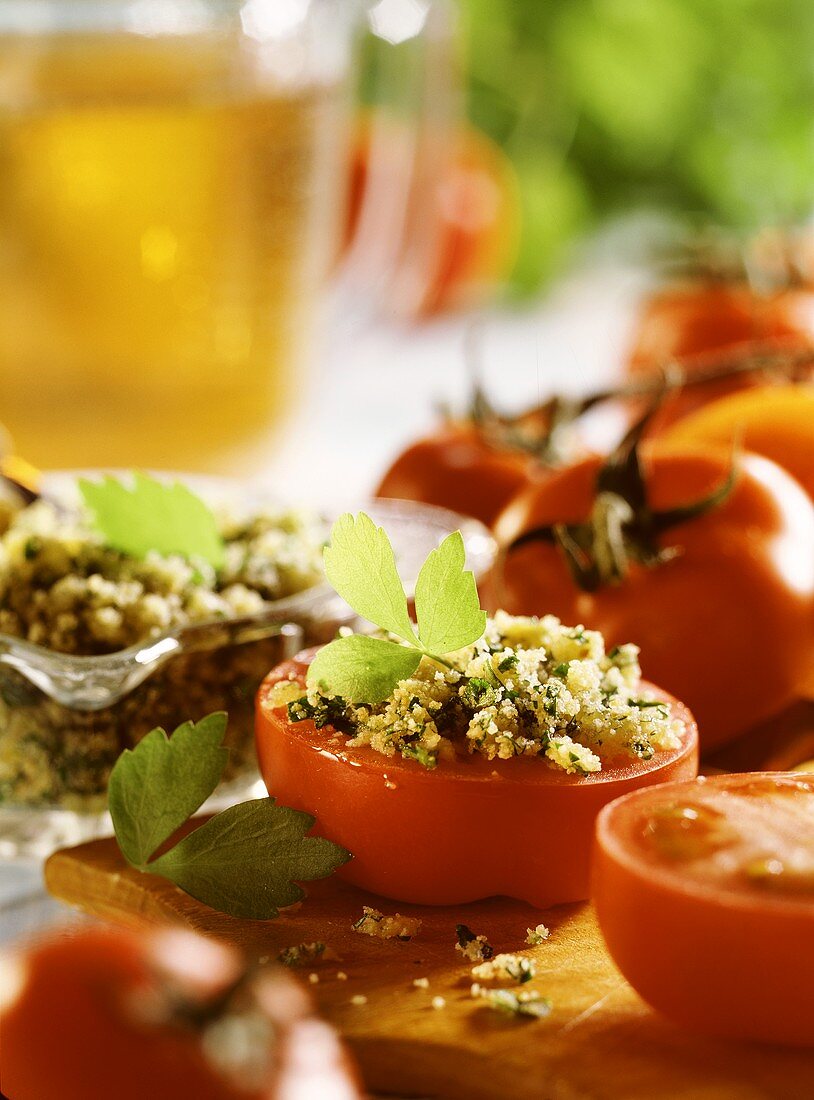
[626,282,814,429]
[494,446,814,751]
[0,928,254,1100]
[0,926,359,1100]
[256,656,697,910]
[376,422,541,528]
[663,384,814,501]
[593,773,814,1046]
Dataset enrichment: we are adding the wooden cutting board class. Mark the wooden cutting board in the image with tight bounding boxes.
[44,837,814,1100]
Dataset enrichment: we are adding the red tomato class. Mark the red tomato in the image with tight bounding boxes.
[494,446,814,751]
[625,281,814,428]
[662,383,814,501]
[345,118,520,317]
[256,655,698,909]
[376,422,541,527]
[0,925,359,1100]
[593,772,814,1046]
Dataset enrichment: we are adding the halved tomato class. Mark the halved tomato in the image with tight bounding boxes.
[593,772,814,1046]
[256,655,698,910]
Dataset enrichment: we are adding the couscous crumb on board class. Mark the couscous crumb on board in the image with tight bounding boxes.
[352,906,422,941]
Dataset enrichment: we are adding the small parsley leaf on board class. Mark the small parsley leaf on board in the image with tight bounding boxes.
[323,512,418,643]
[308,635,422,704]
[148,800,349,921]
[414,531,486,654]
[306,513,486,704]
[108,713,350,919]
[79,472,225,568]
[108,712,228,867]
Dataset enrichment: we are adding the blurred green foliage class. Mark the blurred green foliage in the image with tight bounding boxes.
[459,0,814,294]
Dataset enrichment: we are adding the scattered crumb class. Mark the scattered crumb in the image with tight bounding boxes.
[277,942,330,968]
[525,924,550,946]
[352,906,422,941]
[455,924,493,963]
[470,983,552,1020]
[258,956,270,965]
[350,995,368,1007]
[412,977,430,990]
[308,973,319,985]
[336,971,348,981]
[431,996,446,1010]
[472,953,536,985]
[384,777,397,790]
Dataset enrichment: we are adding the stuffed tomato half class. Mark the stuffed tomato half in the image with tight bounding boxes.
[256,612,698,909]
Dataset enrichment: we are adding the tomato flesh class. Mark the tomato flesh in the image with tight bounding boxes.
[593,773,814,1046]
[256,656,698,909]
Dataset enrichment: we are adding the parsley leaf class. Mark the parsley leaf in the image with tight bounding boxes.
[414,530,486,654]
[79,472,225,568]
[307,635,422,704]
[108,712,350,918]
[109,713,228,866]
[324,512,418,642]
[148,800,348,920]
[306,513,487,704]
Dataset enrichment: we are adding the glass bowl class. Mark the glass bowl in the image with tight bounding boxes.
[0,480,495,860]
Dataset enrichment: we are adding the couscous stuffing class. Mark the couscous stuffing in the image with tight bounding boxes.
[275,611,684,774]
[0,496,329,810]
[0,499,326,656]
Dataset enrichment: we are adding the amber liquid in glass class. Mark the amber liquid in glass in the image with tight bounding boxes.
[0,33,346,469]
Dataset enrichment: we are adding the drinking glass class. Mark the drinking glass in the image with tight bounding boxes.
[0,0,455,470]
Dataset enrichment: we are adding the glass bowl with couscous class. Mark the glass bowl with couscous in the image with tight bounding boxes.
[0,475,495,858]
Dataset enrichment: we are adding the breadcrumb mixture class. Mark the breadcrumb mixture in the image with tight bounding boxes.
[0,499,325,655]
[276,611,684,774]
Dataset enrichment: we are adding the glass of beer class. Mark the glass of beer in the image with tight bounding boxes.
[0,0,454,471]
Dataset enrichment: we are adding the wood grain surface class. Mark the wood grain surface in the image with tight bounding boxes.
[45,836,814,1100]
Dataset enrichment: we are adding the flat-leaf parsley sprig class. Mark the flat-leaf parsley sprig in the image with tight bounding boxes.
[79,471,225,568]
[108,712,349,919]
[306,512,486,704]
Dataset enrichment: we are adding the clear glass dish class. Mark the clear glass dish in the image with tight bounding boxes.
[0,482,495,860]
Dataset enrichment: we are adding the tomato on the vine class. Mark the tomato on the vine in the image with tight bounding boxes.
[256,654,697,910]
[494,442,814,750]
[663,383,814,500]
[625,280,814,428]
[376,422,544,528]
[593,772,814,1046]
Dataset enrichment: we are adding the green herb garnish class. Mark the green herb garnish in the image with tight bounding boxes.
[108,712,350,919]
[307,512,486,703]
[79,471,225,568]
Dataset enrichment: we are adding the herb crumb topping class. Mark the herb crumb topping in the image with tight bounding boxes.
[275,611,684,773]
